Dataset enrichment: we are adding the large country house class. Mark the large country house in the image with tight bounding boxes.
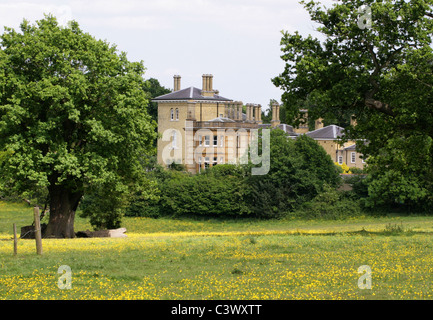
[152,74,365,173]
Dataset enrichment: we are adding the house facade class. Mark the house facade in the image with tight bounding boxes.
[153,74,285,174]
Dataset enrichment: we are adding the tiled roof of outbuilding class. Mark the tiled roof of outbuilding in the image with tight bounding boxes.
[305,125,345,140]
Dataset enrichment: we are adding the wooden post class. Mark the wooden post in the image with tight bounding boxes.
[13,223,17,255]
[33,207,43,255]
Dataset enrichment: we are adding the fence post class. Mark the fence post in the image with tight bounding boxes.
[33,207,43,255]
[13,223,17,255]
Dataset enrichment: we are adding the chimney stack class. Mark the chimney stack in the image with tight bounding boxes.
[202,74,208,92]
[235,101,243,121]
[256,104,262,124]
[173,75,181,92]
[246,104,252,121]
[208,74,213,92]
[315,118,324,130]
[271,102,280,127]
[201,74,215,97]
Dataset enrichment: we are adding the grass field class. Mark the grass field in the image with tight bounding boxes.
[2,201,433,300]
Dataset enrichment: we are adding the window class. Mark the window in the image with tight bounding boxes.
[175,108,179,121]
[213,135,218,147]
[220,135,224,147]
[338,156,343,165]
[204,135,210,147]
[198,135,202,147]
[170,108,174,121]
[351,152,356,164]
[204,157,210,169]
[220,157,224,164]
[213,157,218,166]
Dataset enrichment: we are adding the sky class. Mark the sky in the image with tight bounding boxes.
[0,0,336,111]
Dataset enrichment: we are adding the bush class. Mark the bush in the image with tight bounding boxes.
[80,174,160,229]
[364,169,432,212]
[79,190,126,230]
[125,196,162,218]
[123,130,343,219]
[161,172,251,217]
[202,163,248,178]
[349,167,364,174]
[244,129,341,218]
[291,186,362,220]
[123,164,189,218]
[294,134,341,187]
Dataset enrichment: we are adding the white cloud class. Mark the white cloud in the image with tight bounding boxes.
[0,0,322,108]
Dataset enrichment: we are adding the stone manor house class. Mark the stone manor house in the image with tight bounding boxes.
[152,74,365,174]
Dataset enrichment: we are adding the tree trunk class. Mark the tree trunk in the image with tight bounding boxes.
[44,184,83,238]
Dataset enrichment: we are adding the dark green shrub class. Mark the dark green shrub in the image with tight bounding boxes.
[294,134,341,187]
[161,172,251,217]
[79,190,126,230]
[245,129,341,218]
[349,167,364,174]
[291,186,362,220]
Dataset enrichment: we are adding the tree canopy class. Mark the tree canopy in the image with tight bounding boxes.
[273,0,433,209]
[0,16,157,237]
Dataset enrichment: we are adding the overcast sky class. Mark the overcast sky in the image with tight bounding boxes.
[0,0,336,111]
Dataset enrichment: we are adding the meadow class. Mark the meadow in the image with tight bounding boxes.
[1,201,433,300]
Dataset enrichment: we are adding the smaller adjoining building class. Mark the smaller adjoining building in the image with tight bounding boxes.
[305,124,366,169]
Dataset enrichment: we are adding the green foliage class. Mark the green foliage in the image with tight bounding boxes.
[349,167,364,174]
[143,78,171,124]
[364,169,431,211]
[294,134,341,186]
[292,186,362,220]
[273,0,433,212]
[0,15,158,234]
[202,163,249,178]
[79,189,126,230]
[125,130,342,220]
[161,170,251,217]
[245,129,341,218]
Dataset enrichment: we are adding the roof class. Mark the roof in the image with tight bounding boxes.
[344,144,357,150]
[305,125,345,140]
[259,123,299,137]
[152,86,232,102]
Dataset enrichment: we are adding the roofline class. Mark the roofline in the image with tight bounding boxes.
[151,99,233,104]
[304,124,345,136]
[152,86,233,102]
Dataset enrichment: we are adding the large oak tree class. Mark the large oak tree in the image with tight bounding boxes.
[0,16,157,237]
[273,0,433,209]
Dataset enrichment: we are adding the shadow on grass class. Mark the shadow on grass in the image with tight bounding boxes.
[290,223,432,237]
